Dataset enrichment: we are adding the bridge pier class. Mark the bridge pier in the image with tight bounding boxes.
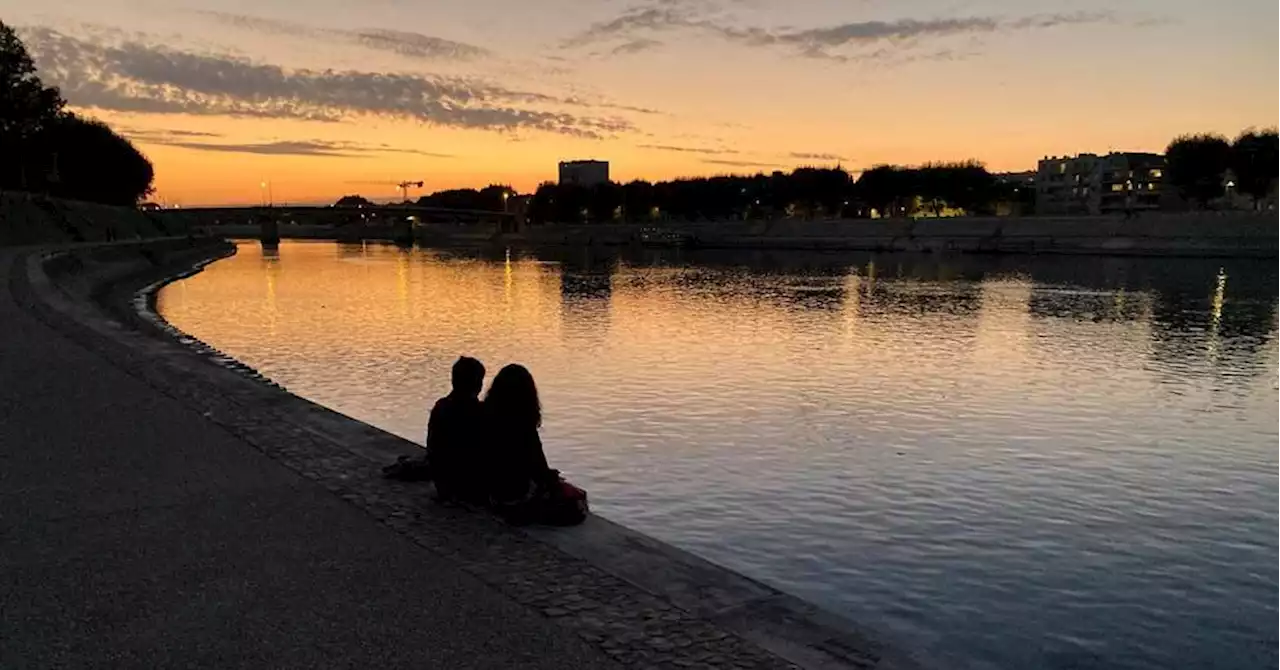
[392,218,414,247]
[259,216,280,245]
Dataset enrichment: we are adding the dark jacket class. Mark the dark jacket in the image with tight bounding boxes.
[483,406,552,502]
[426,393,484,499]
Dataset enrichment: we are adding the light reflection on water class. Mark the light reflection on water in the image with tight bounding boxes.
[159,240,1278,670]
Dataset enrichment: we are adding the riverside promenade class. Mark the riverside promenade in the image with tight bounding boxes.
[1,238,907,670]
[0,246,620,668]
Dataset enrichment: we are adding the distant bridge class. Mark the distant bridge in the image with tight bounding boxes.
[157,204,519,231]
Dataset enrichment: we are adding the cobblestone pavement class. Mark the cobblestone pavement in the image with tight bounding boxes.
[9,245,804,670]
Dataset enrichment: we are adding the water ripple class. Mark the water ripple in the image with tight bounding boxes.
[158,241,1279,670]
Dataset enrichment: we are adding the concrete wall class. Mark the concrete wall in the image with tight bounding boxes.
[0,192,190,246]
[515,212,1277,257]
[155,208,1276,258]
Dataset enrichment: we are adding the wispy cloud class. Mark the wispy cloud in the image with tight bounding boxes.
[161,140,358,157]
[161,140,452,158]
[120,130,456,158]
[347,28,491,61]
[197,11,492,61]
[116,126,224,141]
[566,4,1118,61]
[764,13,1110,59]
[23,28,635,138]
[610,38,663,56]
[790,151,848,162]
[640,143,738,154]
[178,15,665,116]
[701,158,784,169]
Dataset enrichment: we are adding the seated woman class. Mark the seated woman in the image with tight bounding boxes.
[481,364,556,505]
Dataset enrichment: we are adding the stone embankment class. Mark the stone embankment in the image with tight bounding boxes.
[0,191,189,245]
[2,221,924,669]
[515,213,1278,257]
[192,212,1277,257]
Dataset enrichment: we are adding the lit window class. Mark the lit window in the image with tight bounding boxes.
[1150,169,1162,178]
[1059,163,1067,174]
[1111,184,1124,192]
[1147,183,1156,191]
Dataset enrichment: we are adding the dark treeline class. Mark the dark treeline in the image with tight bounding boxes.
[417,184,514,211]
[1166,130,1278,209]
[524,164,1017,224]
[0,22,154,206]
[336,185,517,211]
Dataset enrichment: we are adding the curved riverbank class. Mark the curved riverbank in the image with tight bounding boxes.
[12,237,923,670]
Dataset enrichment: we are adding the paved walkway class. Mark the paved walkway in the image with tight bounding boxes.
[0,247,618,668]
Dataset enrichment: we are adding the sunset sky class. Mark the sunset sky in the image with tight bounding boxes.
[5,0,1276,206]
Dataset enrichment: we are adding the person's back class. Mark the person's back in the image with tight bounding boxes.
[427,357,486,501]
[481,364,552,504]
[483,407,550,502]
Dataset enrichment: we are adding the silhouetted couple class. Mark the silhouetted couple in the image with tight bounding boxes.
[427,357,586,525]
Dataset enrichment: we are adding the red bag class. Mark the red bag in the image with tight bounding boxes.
[559,480,587,502]
[545,479,589,526]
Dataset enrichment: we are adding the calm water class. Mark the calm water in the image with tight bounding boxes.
[159,240,1278,670]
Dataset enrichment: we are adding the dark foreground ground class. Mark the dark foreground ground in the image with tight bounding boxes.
[0,246,622,668]
[0,237,921,670]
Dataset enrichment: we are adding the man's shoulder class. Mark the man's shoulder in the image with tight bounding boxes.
[432,395,480,415]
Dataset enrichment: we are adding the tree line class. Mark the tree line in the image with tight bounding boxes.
[335,184,518,211]
[1165,130,1278,209]
[1,21,154,206]
[515,130,1276,223]
[336,128,1276,224]
[520,163,1021,224]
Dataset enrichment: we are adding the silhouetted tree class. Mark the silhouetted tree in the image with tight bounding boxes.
[477,184,516,211]
[528,182,599,223]
[1,20,66,191]
[526,164,1005,224]
[34,114,154,206]
[334,194,373,207]
[855,165,913,217]
[942,162,996,214]
[584,182,622,221]
[1,23,153,204]
[621,179,656,220]
[1230,129,1278,209]
[0,21,63,139]
[1165,134,1232,208]
[788,167,853,217]
[417,184,514,211]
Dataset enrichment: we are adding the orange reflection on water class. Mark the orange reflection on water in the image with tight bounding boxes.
[157,241,1278,449]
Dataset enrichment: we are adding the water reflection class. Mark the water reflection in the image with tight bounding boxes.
[557,247,614,350]
[158,241,1278,670]
[262,245,279,337]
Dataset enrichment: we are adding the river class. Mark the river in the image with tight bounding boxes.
[158,240,1278,670]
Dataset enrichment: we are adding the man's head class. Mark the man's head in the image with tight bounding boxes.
[451,356,486,398]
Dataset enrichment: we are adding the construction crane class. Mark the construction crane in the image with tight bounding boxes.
[345,179,425,203]
[395,180,424,201]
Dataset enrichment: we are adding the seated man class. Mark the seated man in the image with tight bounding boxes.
[426,356,486,502]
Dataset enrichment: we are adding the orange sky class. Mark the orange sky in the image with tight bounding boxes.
[7,0,1277,206]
